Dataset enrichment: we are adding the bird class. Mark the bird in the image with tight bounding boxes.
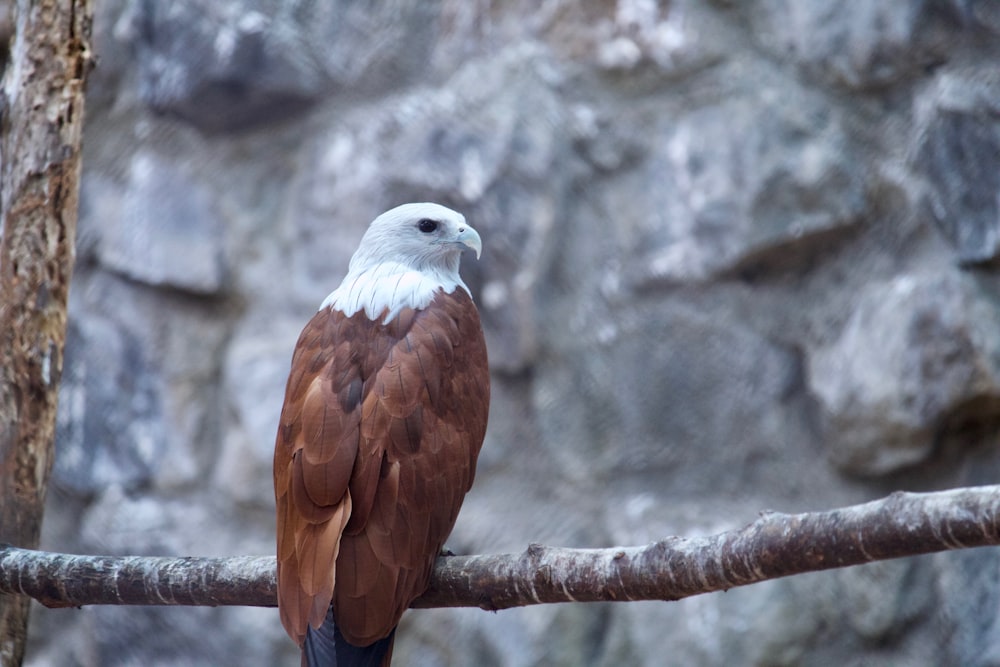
[273,202,491,666]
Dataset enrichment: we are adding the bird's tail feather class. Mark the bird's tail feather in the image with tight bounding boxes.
[303,608,396,667]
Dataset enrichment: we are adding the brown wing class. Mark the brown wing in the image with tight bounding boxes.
[274,306,362,646]
[274,289,490,647]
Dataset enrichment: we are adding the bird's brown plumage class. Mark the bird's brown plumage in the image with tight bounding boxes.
[274,288,490,650]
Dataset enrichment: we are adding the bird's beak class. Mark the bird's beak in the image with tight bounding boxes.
[455,225,483,260]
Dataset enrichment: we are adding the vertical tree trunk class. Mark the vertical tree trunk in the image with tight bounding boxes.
[0,1,93,664]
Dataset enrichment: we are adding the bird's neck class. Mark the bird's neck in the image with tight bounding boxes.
[320,261,470,323]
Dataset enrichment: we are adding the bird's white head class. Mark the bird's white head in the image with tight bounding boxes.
[321,203,483,322]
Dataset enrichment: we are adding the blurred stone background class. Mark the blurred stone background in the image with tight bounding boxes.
[17,0,1000,665]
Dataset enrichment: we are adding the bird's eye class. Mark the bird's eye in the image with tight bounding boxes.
[417,218,438,233]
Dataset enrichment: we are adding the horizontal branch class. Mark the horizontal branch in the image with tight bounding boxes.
[419,484,1000,609]
[1,486,999,611]
[0,550,276,609]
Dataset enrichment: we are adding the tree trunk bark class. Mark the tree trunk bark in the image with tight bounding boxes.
[0,1,93,664]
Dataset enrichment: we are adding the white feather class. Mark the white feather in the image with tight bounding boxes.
[320,203,479,322]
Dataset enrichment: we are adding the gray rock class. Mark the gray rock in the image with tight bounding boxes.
[115,0,444,132]
[28,605,284,667]
[718,577,833,667]
[215,315,304,507]
[808,271,1000,475]
[534,300,805,487]
[935,548,1000,665]
[837,558,931,641]
[589,71,866,287]
[745,0,957,89]
[116,0,326,132]
[965,0,1000,33]
[917,70,1000,264]
[54,316,166,495]
[95,150,226,294]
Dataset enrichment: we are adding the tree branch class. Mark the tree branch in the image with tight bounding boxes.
[2,486,999,611]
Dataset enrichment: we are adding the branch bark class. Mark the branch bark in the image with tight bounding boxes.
[2,486,998,611]
[0,1,94,663]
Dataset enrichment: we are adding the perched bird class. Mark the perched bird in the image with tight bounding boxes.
[273,203,490,666]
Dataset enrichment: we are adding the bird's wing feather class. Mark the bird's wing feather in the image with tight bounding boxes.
[275,290,489,649]
[274,308,367,644]
[334,291,489,647]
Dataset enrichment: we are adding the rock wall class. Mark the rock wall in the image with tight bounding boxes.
[24,1,1000,665]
